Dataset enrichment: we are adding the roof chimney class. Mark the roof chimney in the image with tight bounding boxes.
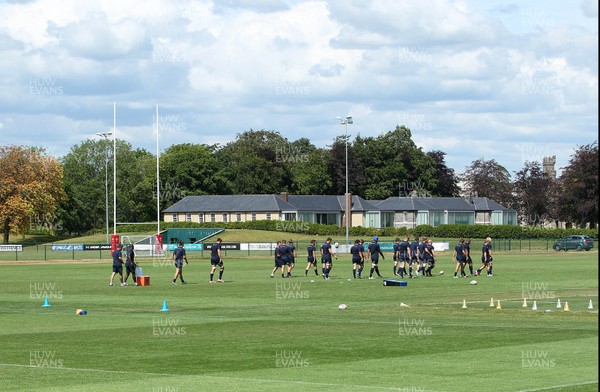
[279,192,289,202]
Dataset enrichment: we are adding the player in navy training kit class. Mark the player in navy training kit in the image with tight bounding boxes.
[109,243,125,286]
[287,239,296,277]
[350,239,364,279]
[423,239,436,276]
[357,239,366,278]
[271,241,285,278]
[320,237,337,280]
[485,237,493,276]
[453,239,467,278]
[463,239,474,276]
[280,240,291,278]
[397,236,411,278]
[209,238,224,283]
[123,244,138,286]
[172,241,188,285]
[392,238,400,276]
[305,240,318,276]
[417,237,428,277]
[409,237,419,278]
[367,236,384,279]
[476,238,493,276]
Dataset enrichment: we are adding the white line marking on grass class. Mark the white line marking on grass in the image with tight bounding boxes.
[517,380,598,391]
[0,363,436,391]
[0,363,172,377]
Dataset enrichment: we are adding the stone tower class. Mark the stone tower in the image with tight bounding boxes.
[542,156,556,178]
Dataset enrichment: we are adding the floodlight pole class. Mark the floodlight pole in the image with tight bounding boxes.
[96,131,112,244]
[337,116,353,250]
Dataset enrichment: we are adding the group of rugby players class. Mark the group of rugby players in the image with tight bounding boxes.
[388,236,438,279]
[268,235,439,280]
[266,235,494,280]
[270,239,298,278]
[451,236,494,278]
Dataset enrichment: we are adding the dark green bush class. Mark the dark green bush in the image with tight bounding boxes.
[108,221,598,240]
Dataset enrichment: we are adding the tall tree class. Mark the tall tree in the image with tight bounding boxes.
[216,130,293,194]
[160,143,229,205]
[285,139,333,195]
[426,150,461,197]
[60,139,112,234]
[59,139,156,234]
[557,142,598,228]
[0,146,65,242]
[351,126,437,200]
[460,158,512,206]
[512,161,552,226]
[329,135,364,196]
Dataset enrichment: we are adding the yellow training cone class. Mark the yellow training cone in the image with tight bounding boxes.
[532,301,538,310]
[489,297,495,307]
[462,299,467,309]
[496,300,502,310]
[522,298,528,307]
[564,301,570,312]
[588,300,593,310]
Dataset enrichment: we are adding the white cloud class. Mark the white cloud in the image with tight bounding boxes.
[0,0,596,177]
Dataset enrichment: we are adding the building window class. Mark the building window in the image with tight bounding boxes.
[430,211,445,227]
[185,213,191,222]
[266,213,271,220]
[284,212,296,221]
[381,212,394,228]
[210,213,216,222]
[223,213,228,222]
[298,212,315,223]
[447,212,474,225]
[364,212,379,228]
[172,213,178,222]
[236,213,242,222]
[316,213,339,226]
[251,213,256,221]
[199,214,204,223]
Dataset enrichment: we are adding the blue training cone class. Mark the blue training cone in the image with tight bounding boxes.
[160,300,169,312]
[42,296,51,307]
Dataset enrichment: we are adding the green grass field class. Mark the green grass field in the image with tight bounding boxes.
[0,250,597,391]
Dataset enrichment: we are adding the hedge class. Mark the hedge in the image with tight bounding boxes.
[106,221,598,240]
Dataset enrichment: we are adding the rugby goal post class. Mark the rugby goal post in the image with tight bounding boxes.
[121,234,165,257]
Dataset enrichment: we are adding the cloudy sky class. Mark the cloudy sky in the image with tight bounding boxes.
[0,0,597,178]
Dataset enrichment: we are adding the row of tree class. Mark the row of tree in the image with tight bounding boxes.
[0,128,597,242]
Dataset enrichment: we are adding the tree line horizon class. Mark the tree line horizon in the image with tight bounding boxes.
[1,126,597,241]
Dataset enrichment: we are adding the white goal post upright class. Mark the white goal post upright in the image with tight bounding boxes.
[113,102,117,237]
[156,104,160,236]
[155,104,165,252]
